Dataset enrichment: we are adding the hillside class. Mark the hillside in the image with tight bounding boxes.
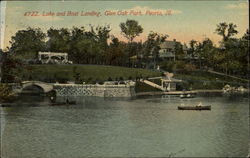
[23,64,163,83]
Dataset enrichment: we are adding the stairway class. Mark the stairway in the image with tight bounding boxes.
[140,79,165,91]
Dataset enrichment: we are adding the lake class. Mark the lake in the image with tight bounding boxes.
[0,93,249,157]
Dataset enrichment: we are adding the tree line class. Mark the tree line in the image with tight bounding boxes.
[1,20,249,78]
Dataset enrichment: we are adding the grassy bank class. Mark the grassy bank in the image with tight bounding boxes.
[175,71,249,90]
[16,65,248,92]
[22,64,162,83]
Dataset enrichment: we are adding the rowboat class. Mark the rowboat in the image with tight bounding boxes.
[178,105,211,110]
[50,101,76,106]
[180,93,195,98]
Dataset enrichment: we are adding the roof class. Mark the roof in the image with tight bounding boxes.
[38,52,68,56]
[159,40,188,51]
[161,78,182,83]
[159,40,176,49]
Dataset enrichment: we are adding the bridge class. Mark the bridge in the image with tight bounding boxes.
[21,81,54,93]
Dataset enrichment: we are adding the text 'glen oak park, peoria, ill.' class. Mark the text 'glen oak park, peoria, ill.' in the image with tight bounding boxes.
[24,9,173,17]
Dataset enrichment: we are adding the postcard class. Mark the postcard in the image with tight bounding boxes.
[0,0,249,157]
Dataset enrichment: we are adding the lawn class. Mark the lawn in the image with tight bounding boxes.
[23,64,163,83]
[174,71,249,89]
[20,65,248,91]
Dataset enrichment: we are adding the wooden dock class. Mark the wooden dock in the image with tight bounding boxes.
[136,90,223,97]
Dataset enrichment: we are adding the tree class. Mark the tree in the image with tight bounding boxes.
[187,40,198,63]
[142,32,168,68]
[9,27,46,59]
[105,37,127,66]
[174,42,185,60]
[0,49,5,82]
[120,19,143,43]
[1,56,24,83]
[0,83,14,102]
[242,29,249,41]
[214,22,241,75]
[215,22,238,42]
[90,25,111,64]
[46,28,71,52]
[198,38,220,69]
[231,29,249,76]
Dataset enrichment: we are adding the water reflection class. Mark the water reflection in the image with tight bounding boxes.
[0,93,249,157]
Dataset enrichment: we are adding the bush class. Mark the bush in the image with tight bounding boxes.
[98,81,104,85]
[107,77,113,81]
[175,61,186,70]
[184,64,196,72]
[0,84,14,102]
[57,77,68,84]
[119,77,124,81]
[160,61,176,72]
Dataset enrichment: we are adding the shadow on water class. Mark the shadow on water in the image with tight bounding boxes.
[0,94,134,108]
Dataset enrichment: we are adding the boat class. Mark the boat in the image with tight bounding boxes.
[180,93,195,98]
[50,101,76,106]
[178,105,211,110]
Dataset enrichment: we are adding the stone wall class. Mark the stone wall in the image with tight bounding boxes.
[53,84,135,97]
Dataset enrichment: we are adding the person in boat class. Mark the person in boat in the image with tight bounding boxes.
[50,96,56,103]
[66,98,69,104]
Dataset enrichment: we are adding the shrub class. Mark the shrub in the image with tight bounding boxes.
[119,77,124,81]
[57,77,68,84]
[175,61,186,70]
[183,64,196,72]
[0,84,14,102]
[107,77,113,81]
[160,61,176,72]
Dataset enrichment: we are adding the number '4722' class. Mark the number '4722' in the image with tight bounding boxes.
[24,11,39,16]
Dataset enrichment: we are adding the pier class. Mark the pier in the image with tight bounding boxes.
[136,90,223,97]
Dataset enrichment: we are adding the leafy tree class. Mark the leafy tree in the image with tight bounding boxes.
[174,42,185,60]
[242,29,249,41]
[46,28,70,52]
[199,38,216,68]
[223,31,249,76]
[105,37,127,66]
[215,22,238,42]
[0,83,14,102]
[120,19,143,43]
[90,25,111,64]
[214,22,240,75]
[142,32,168,62]
[1,56,24,83]
[68,27,86,64]
[67,25,111,64]
[9,27,46,59]
[187,40,199,64]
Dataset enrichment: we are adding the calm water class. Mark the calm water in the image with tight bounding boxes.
[0,93,249,157]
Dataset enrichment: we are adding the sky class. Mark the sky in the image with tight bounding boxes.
[0,0,249,50]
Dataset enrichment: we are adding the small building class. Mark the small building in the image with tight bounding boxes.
[160,77,182,91]
[146,72,182,91]
[158,39,188,61]
[159,40,176,60]
[38,52,72,64]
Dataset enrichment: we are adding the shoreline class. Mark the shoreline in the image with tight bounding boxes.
[136,89,249,97]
